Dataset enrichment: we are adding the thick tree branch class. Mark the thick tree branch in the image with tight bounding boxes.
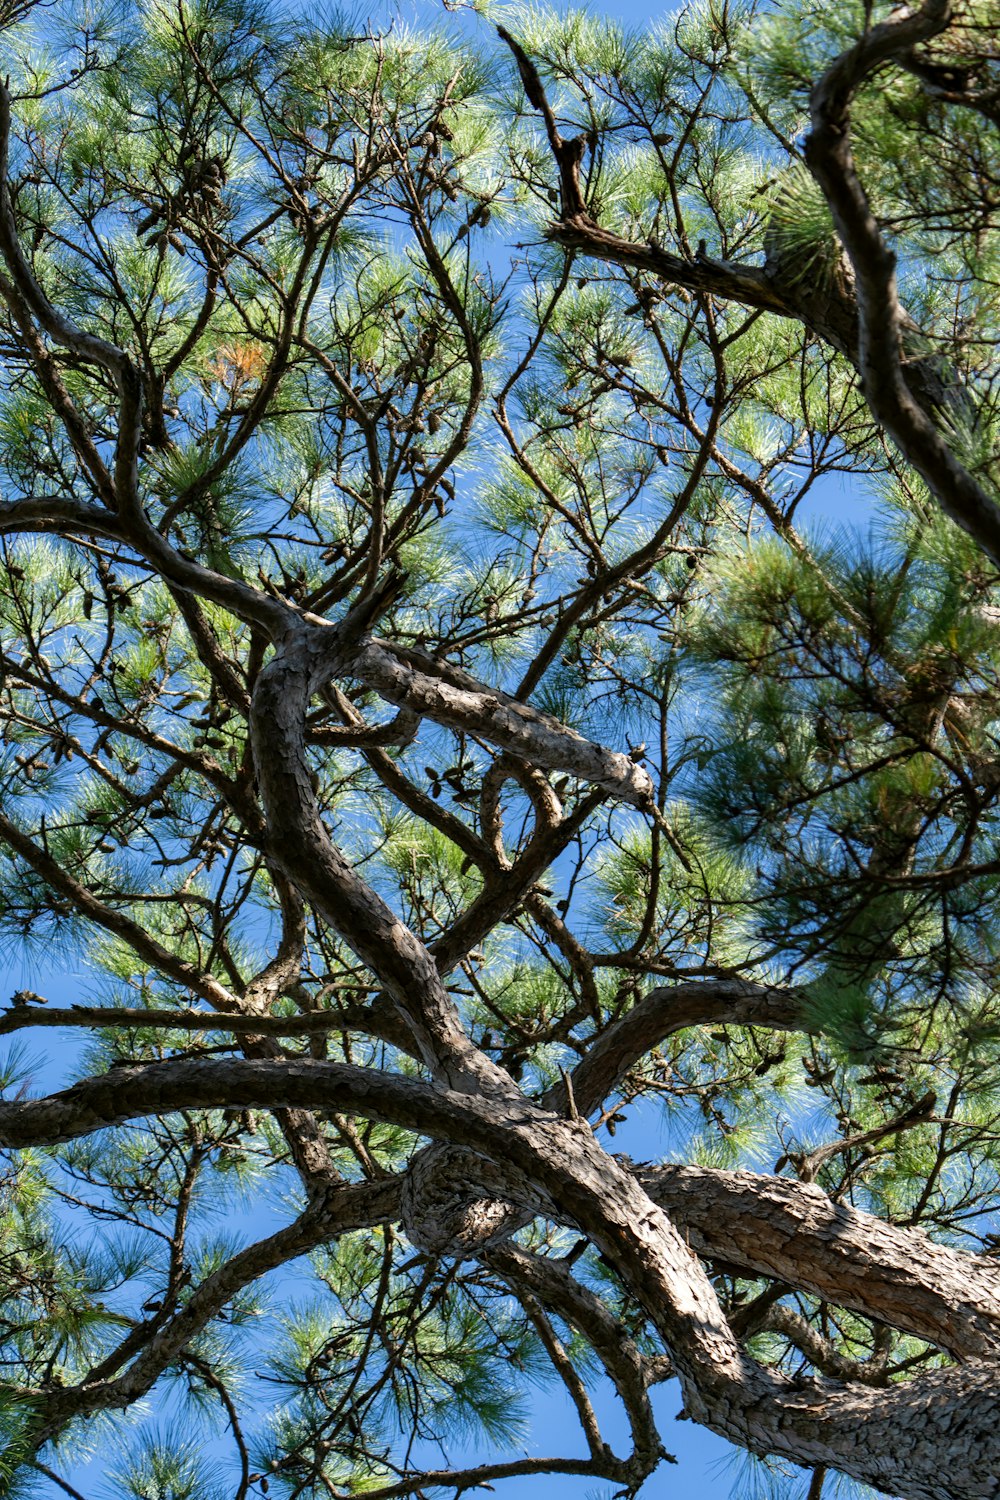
[8,1047,1000,1498]
[250,626,514,1092]
[0,1054,527,1151]
[0,18,997,1500]
[638,1163,1000,1360]
[758,1303,890,1386]
[349,637,655,808]
[565,978,806,1116]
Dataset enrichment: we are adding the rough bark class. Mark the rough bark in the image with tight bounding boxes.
[639,1164,1000,1361]
[802,0,1000,566]
[348,637,655,808]
[249,624,512,1092]
[6,1055,1000,1498]
[0,11,996,1498]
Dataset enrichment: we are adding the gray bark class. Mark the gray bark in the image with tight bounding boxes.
[639,1164,1000,1360]
[5,1054,1000,1499]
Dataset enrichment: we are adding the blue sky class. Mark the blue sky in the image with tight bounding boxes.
[5,970,771,1500]
[4,0,887,1494]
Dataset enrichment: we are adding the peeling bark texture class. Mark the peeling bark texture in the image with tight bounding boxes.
[400,1142,530,1255]
[6,1056,1000,1497]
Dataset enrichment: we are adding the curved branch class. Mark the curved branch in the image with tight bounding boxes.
[565,978,806,1116]
[803,1,1000,567]
[7,1045,1000,1498]
[485,1241,665,1478]
[249,626,511,1091]
[0,1002,378,1039]
[0,86,289,632]
[757,1304,890,1386]
[638,1163,1000,1360]
[0,1054,513,1150]
[499,13,1000,570]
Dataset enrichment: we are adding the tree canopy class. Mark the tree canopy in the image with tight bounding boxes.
[0,0,998,1496]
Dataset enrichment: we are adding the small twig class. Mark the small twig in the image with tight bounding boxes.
[797,1091,937,1183]
[559,1065,580,1121]
[30,1464,91,1500]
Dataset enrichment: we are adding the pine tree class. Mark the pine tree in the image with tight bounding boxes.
[0,2,998,1497]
